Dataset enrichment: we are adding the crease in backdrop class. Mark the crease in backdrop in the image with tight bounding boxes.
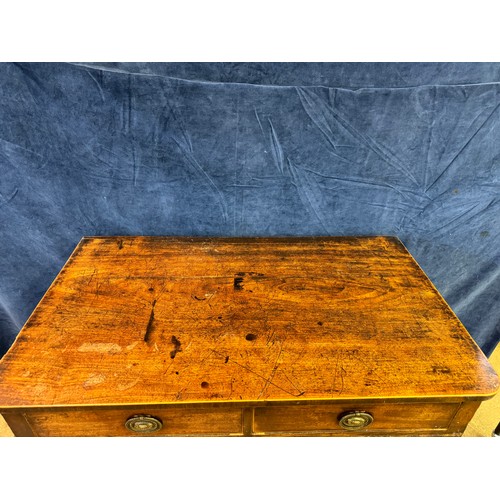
[0,62,499,356]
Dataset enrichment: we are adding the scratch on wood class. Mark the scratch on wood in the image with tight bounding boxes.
[143,299,157,343]
[257,344,284,399]
[83,373,106,388]
[78,343,122,354]
[266,331,276,346]
[331,350,347,395]
[117,378,140,391]
[86,268,97,286]
[33,384,49,396]
[331,350,340,394]
[211,349,303,397]
[281,371,305,396]
[339,365,346,395]
[192,291,217,303]
[125,341,139,351]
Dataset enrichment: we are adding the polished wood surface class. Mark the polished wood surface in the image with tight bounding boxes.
[253,401,460,434]
[0,236,497,436]
[25,406,244,437]
[14,400,478,437]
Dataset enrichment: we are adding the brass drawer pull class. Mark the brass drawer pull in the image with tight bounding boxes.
[125,415,163,433]
[338,411,373,430]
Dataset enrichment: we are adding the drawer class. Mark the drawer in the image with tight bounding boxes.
[25,406,244,437]
[253,402,461,435]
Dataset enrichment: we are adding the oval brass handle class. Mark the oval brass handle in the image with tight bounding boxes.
[338,411,373,430]
[125,415,163,433]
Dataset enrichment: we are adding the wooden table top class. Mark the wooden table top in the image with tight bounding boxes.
[0,236,497,408]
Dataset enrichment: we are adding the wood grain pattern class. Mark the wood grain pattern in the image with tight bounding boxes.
[252,402,460,434]
[21,400,463,437]
[25,406,244,437]
[0,236,497,436]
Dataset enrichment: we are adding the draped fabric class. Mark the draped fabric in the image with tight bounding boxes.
[0,62,499,356]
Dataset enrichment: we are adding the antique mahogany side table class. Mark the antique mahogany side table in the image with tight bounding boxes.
[0,236,497,436]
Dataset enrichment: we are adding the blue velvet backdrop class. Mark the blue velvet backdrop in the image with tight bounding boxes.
[0,62,499,356]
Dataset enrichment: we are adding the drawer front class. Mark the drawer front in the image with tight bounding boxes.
[26,407,244,437]
[253,402,461,435]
